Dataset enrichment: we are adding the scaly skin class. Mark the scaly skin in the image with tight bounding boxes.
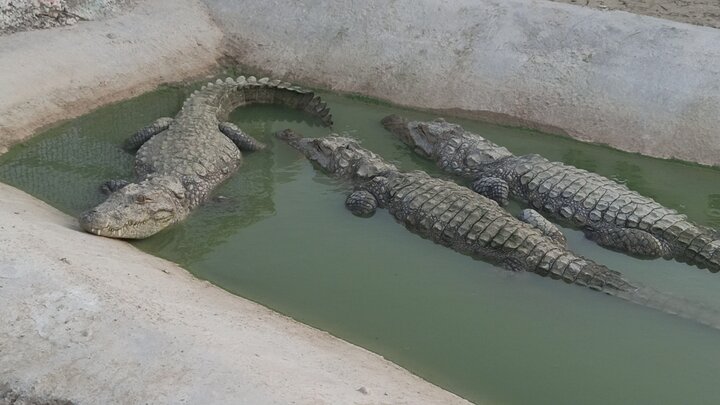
[79,76,332,238]
[383,115,720,273]
[276,130,636,294]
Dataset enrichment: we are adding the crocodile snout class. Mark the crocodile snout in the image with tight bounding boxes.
[78,209,109,235]
[275,128,302,141]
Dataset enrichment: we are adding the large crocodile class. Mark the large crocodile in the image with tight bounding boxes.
[276,129,634,293]
[79,76,332,238]
[383,115,720,273]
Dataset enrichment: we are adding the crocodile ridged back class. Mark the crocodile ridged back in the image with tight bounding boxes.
[176,76,333,126]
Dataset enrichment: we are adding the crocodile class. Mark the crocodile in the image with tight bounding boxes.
[79,76,332,238]
[382,115,720,273]
[276,129,635,294]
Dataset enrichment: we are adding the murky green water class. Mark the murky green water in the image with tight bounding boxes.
[2,83,720,405]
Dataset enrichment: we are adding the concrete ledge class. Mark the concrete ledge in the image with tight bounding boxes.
[206,0,720,167]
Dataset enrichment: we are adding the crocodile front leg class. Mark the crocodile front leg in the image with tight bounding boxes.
[219,122,266,152]
[345,190,378,217]
[100,179,130,195]
[124,117,173,150]
[471,176,509,206]
[585,225,671,259]
[345,176,390,217]
[518,208,567,246]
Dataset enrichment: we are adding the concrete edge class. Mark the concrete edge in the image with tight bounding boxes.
[0,182,473,404]
[205,0,720,168]
[0,0,223,155]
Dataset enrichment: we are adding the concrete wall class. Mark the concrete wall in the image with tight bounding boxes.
[205,0,720,167]
[0,0,223,154]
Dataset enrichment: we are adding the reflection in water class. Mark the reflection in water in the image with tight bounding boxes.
[560,148,598,173]
[708,194,720,228]
[612,160,646,193]
[0,120,135,216]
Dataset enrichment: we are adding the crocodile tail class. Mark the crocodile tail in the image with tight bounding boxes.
[613,284,720,331]
[550,254,636,293]
[519,239,636,293]
[235,75,333,126]
[528,248,720,330]
[666,220,720,273]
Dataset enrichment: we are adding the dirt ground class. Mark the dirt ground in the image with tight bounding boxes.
[550,0,720,28]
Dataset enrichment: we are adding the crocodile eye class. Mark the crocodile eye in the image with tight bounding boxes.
[135,195,152,204]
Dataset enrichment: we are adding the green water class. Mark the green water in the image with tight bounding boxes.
[2,84,720,405]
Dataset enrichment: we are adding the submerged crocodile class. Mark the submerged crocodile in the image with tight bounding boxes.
[277,130,720,329]
[382,115,720,272]
[79,76,332,238]
[276,129,635,294]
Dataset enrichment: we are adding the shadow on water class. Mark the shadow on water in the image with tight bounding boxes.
[132,151,277,265]
[2,82,720,405]
[708,193,720,229]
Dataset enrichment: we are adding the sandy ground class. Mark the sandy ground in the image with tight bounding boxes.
[550,0,720,28]
[0,182,472,404]
[0,1,472,403]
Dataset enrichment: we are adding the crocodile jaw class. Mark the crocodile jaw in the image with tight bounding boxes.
[79,177,184,239]
[79,208,175,239]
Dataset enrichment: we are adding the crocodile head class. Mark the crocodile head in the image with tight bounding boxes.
[381,114,439,158]
[276,129,397,180]
[382,114,512,165]
[79,176,186,239]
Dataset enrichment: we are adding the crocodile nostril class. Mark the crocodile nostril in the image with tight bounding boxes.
[79,210,97,231]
